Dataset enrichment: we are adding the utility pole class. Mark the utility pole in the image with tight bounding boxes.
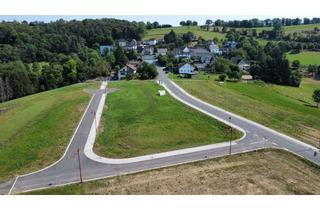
[77,148,83,183]
[229,116,232,155]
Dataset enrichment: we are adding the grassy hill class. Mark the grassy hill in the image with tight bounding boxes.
[26,149,320,195]
[94,80,241,158]
[144,26,226,41]
[172,73,320,147]
[144,24,320,41]
[287,51,320,66]
[0,82,99,182]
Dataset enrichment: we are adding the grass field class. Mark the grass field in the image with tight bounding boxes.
[26,149,320,195]
[94,80,241,158]
[144,24,320,42]
[171,73,320,146]
[287,51,320,66]
[144,26,226,41]
[0,82,99,182]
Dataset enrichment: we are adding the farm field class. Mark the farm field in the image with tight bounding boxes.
[26,149,320,195]
[286,51,320,66]
[172,73,320,147]
[0,82,99,182]
[144,26,225,41]
[94,80,241,158]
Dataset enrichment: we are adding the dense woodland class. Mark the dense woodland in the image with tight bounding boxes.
[0,18,146,102]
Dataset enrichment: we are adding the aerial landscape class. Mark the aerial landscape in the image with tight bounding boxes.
[0,15,320,196]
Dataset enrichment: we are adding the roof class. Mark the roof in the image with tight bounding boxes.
[190,48,210,54]
[117,38,127,43]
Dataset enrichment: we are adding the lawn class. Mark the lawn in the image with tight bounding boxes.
[26,149,320,195]
[0,82,99,182]
[144,26,226,41]
[94,80,241,158]
[286,51,320,66]
[172,74,320,146]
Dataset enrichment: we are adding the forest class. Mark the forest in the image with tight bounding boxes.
[0,18,146,102]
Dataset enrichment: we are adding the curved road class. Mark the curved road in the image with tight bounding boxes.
[1,67,319,194]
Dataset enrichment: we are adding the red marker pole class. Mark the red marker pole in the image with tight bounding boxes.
[77,148,83,183]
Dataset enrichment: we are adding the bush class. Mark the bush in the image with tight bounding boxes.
[219,74,226,81]
[137,62,158,80]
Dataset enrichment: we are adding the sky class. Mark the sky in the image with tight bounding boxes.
[0,15,317,26]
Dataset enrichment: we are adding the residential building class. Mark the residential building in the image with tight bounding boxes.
[156,48,168,56]
[143,39,157,46]
[99,45,113,56]
[208,41,222,55]
[117,62,139,80]
[142,45,154,55]
[142,55,157,64]
[238,60,250,71]
[178,63,196,78]
[117,38,127,47]
[190,48,214,64]
[224,41,237,49]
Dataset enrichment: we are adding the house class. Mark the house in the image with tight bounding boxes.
[190,48,214,64]
[208,41,222,55]
[117,62,139,80]
[117,39,127,47]
[142,45,154,55]
[156,48,168,56]
[238,60,250,71]
[173,47,192,58]
[224,41,237,49]
[194,63,207,70]
[126,39,138,50]
[230,56,242,65]
[142,55,157,64]
[99,45,113,56]
[143,39,157,46]
[178,63,196,78]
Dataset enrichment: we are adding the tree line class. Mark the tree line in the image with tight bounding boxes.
[204,17,320,28]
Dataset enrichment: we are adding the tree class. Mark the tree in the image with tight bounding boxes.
[227,65,242,81]
[205,19,213,31]
[137,62,158,80]
[213,57,232,73]
[180,21,186,26]
[182,32,194,44]
[219,74,226,81]
[313,89,320,107]
[105,51,116,67]
[114,46,128,67]
[291,60,300,69]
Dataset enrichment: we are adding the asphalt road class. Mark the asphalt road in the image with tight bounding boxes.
[1,67,319,194]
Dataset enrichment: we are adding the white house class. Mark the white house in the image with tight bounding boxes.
[117,39,127,47]
[208,42,222,55]
[144,39,157,46]
[178,63,195,78]
[126,39,138,50]
[238,60,250,71]
[118,63,138,80]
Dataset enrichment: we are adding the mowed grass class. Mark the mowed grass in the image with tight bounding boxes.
[287,51,320,66]
[94,80,241,158]
[173,74,320,146]
[0,82,99,182]
[144,26,226,41]
[26,149,320,195]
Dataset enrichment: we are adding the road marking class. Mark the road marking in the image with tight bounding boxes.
[8,176,19,195]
